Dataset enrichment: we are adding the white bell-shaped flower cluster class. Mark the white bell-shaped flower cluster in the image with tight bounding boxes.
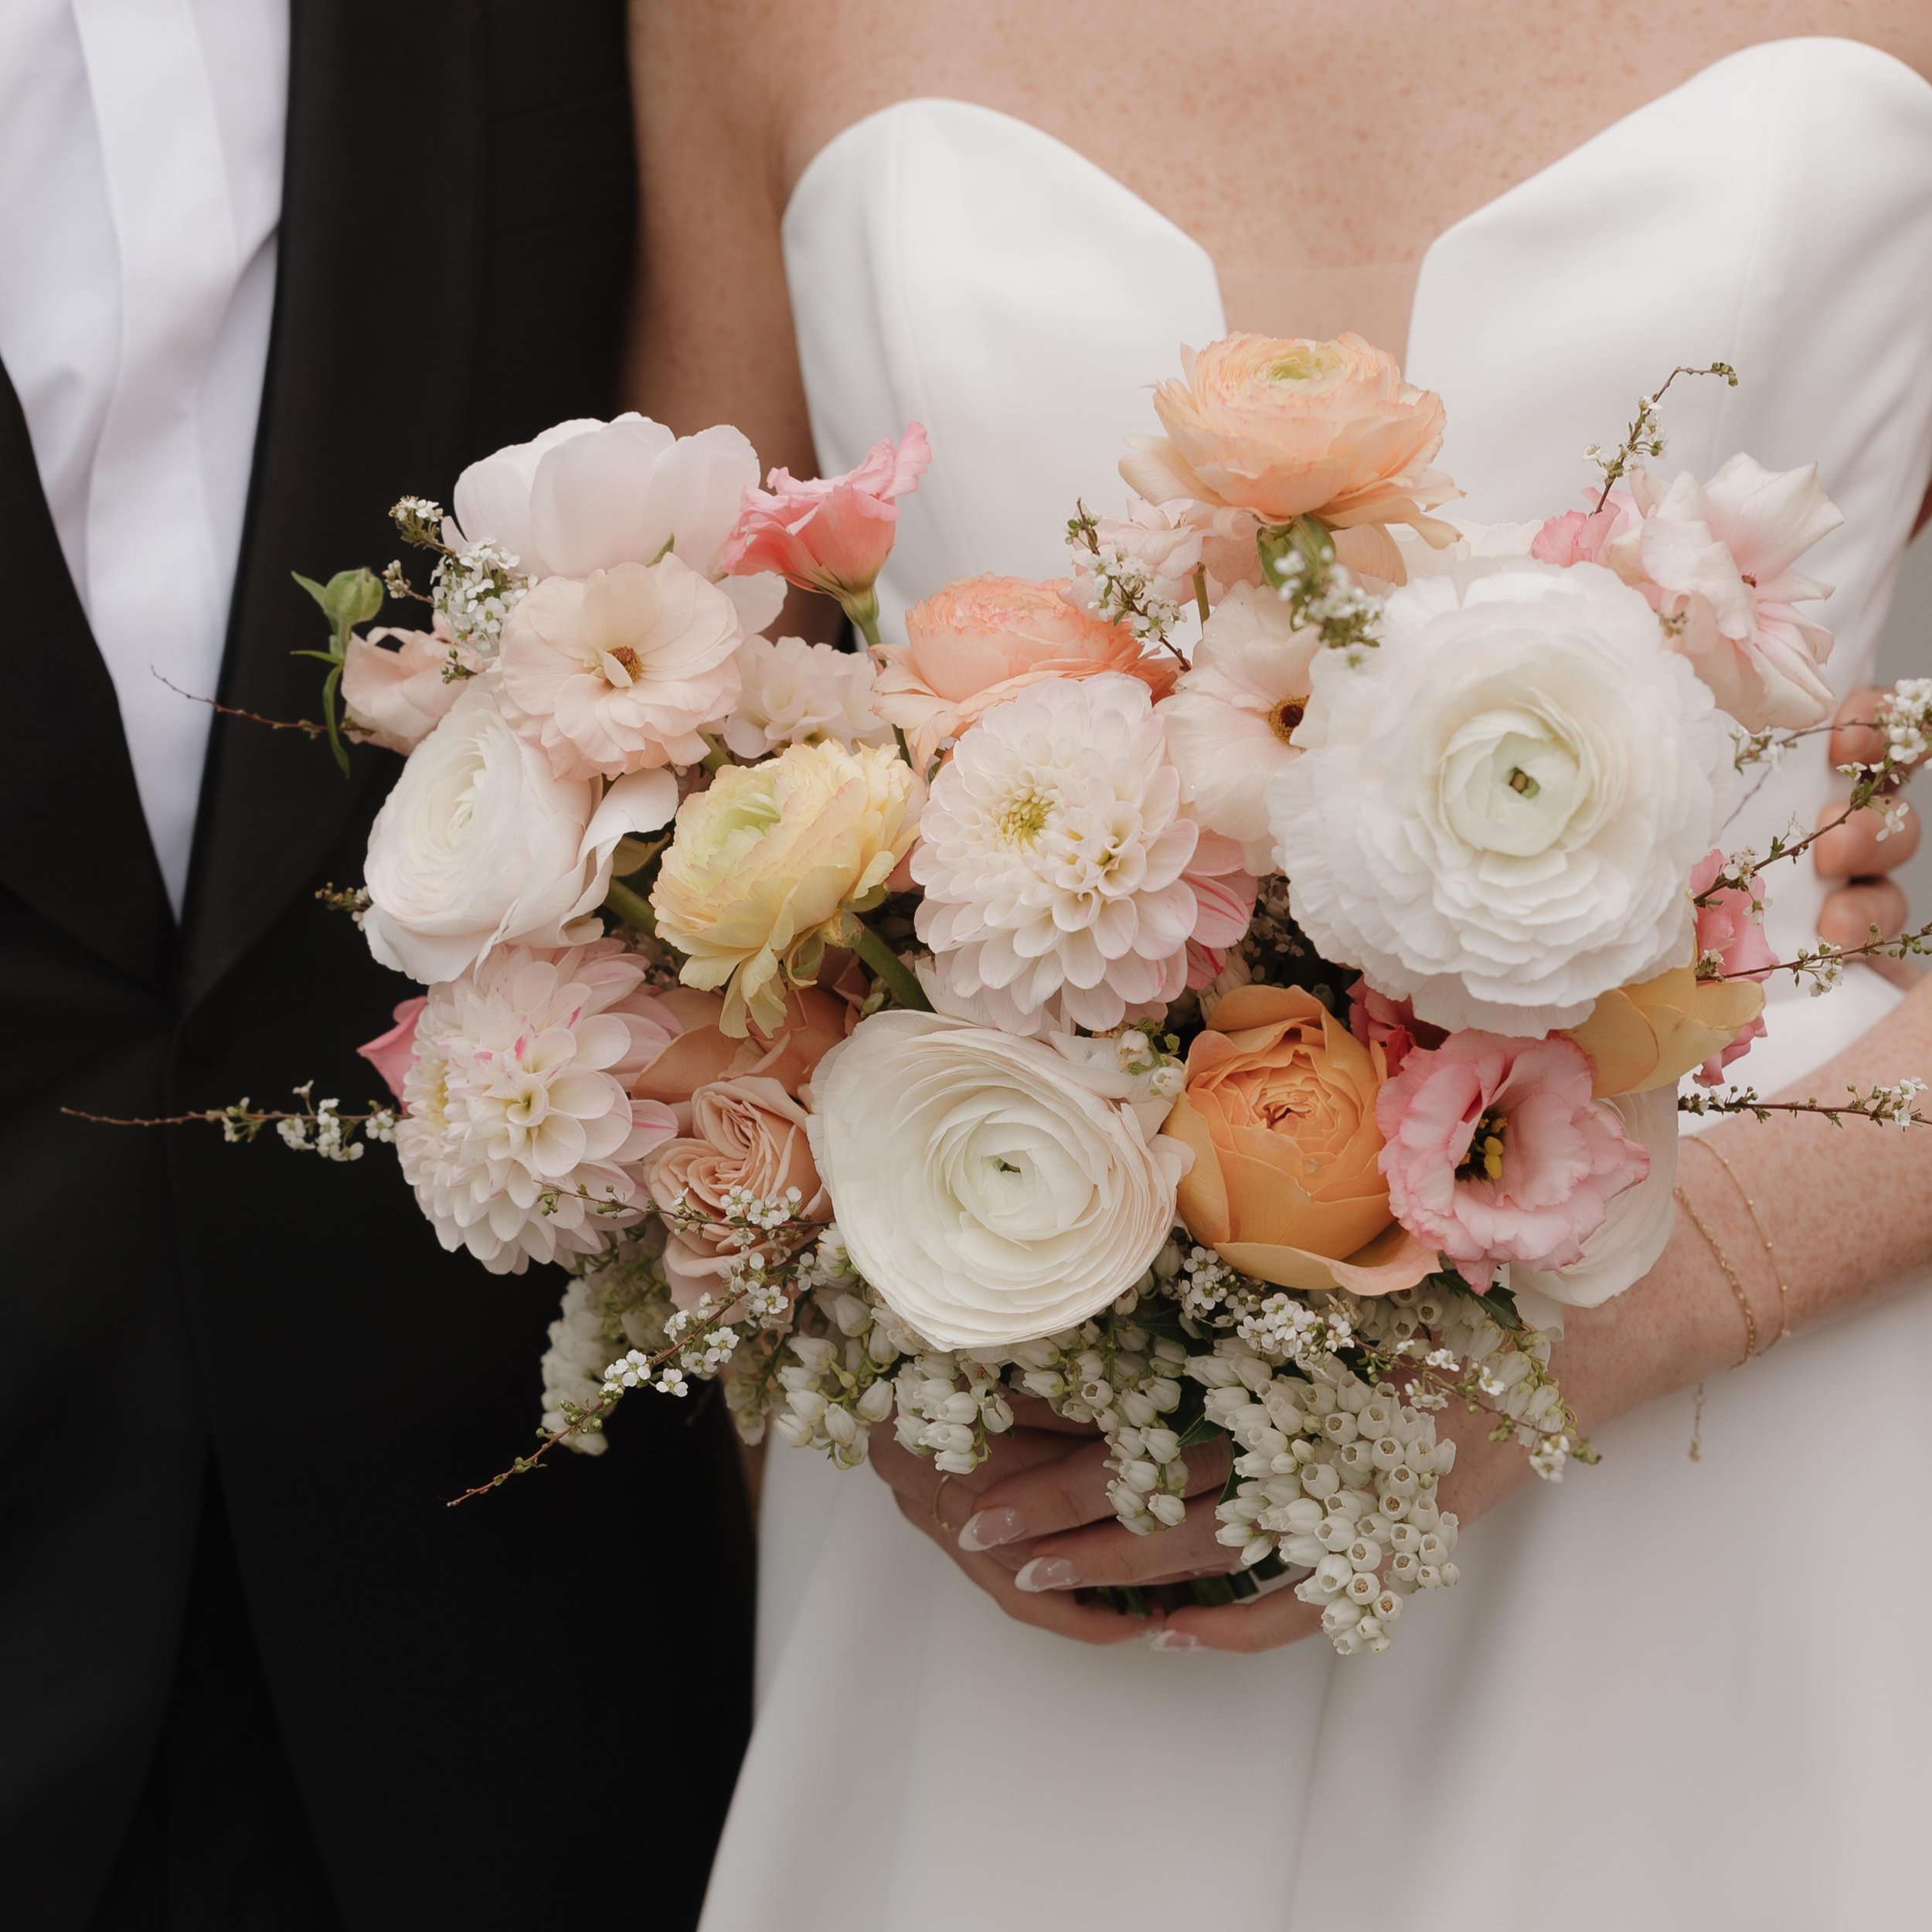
[1194,1344,1460,1655]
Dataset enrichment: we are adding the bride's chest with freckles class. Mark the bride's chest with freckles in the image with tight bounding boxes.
[785,0,1932,350]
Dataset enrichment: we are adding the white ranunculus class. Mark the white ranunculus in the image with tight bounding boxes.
[363,680,676,985]
[449,413,784,632]
[1513,1087,1679,1311]
[1268,560,1732,1035]
[806,1011,1192,1350]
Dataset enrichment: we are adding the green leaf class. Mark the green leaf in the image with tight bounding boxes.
[1470,1282,1522,1331]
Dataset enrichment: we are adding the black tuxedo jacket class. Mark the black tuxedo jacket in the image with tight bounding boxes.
[0,5,751,1925]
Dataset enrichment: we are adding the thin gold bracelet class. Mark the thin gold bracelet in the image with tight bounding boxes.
[1689,1136,1792,1349]
[1673,1183,1758,1367]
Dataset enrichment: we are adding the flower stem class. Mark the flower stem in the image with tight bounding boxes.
[849,917,930,1013]
[845,593,883,651]
[604,879,657,935]
[1192,565,1210,624]
[699,733,730,774]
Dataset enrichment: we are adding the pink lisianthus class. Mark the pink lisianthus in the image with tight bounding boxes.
[1688,849,1774,1083]
[1345,979,1445,1077]
[357,995,427,1100]
[1182,832,1257,989]
[721,423,930,625]
[1376,1031,1650,1288]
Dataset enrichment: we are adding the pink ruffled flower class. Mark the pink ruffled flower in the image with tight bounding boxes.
[1376,1032,1650,1288]
[721,423,930,614]
[341,620,465,753]
[1345,979,1445,1077]
[1183,831,1257,989]
[1688,849,1774,1084]
[1597,457,1843,730]
[496,556,743,781]
[357,995,427,1100]
[1529,499,1628,570]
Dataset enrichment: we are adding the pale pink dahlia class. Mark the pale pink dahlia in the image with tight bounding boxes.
[497,555,743,781]
[396,940,678,1274]
[1375,1031,1649,1289]
[912,672,1202,1032]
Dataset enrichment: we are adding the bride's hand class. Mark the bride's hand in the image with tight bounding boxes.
[867,1399,1240,1645]
[1818,685,1923,985]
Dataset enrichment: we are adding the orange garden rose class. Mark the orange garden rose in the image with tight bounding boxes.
[871,574,1176,765]
[1163,984,1434,1294]
[1121,333,1460,580]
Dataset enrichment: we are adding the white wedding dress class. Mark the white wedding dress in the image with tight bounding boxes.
[699,39,1932,1930]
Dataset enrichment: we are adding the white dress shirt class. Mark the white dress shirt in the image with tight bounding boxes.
[0,0,288,914]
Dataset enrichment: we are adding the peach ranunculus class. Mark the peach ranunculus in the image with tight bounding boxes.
[630,983,852,1128]
[651,739,920,1037]
[1164,983,1435,1294]
[644,1075,831,1307]
[341,621,465,753]
[1120,333,1461,581]
[872,574,1178,767]
[496,555,743,781]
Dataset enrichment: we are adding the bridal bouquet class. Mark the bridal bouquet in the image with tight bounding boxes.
[178,335,1930,1655]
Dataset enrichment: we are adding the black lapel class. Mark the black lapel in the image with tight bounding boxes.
[0,366,172,985]
[177,0,487,1012]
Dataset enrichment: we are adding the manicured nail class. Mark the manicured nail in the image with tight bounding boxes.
[957,1507,1026,1552]
[1014,1557,1080,1592]
[1148,1630,1199,1653]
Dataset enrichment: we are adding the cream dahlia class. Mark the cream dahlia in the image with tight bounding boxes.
[912,672,1202,1032]
[496,556,743,781]
[396,940,679,1274]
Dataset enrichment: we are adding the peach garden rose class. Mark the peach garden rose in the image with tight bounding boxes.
[871,574,1176,767]
[1163,983,1434,1294]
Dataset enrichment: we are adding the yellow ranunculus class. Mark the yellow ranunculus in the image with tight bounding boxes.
[651,740,919,1037]
[1563,962,1766,1098]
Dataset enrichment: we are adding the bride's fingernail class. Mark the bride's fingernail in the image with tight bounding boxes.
[1014,1557,1079,1592]
[1148,1630,1199,1653]
[958,1507,1026,1552]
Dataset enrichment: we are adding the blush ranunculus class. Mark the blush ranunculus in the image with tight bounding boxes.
[341,621,465,753]
[872,574,1177,767]
[1120,333,1460,581]
[357,995,427,1100]
[496,556,743,781]
[361,681,679,986]
[1376,1032,1651,1289]
[721,424,929,627]
[644,1075,831,1308]
[1164,984,1435,1295]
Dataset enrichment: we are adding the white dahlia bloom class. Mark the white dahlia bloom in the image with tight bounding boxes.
[396,940,678,1274]
[806,1011,1190,1349]
[912,673,1200,1032]
[719,631,891,758]
[1157,583,1320,872]
[1268,560,1732,1034]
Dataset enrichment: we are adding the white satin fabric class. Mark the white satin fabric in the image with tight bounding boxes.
[703,39,1932,1930]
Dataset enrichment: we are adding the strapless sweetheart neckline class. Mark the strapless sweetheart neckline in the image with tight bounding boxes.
[787,33,1932,349]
